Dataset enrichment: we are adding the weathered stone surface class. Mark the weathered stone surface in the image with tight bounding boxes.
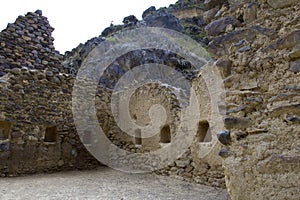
[238,45,251,52]
[224,116,250,129]
[270,30,300,50]
[287,116,300,123]
[142,6,156,19]
[204,0,228,9]
[267,0,300,9]
[0,141,9,151]
[175,159,190,168]
[290,59,300,73]
[143,8,183,32]
[257,154,300,173]
[215,57,232,78]
[205,16,241,36]
[203,7,219,24]
[123,15,138,27]
[218,148,232,158]
[244,2,258,23]
[208,26,276,56]
[217,130,231,145]
[228,0,247,8]
[101,24,123,37]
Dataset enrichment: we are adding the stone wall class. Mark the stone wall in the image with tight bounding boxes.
[0,10,63,76]
[0,11,100,176]
[64,39,226,187]
[0,69,100,176]
[204,0,300,199]
[0,0,299,199]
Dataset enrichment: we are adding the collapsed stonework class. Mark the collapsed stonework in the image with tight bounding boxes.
[0,0,299,199]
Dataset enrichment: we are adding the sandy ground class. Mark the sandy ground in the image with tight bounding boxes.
[0,167,227,200]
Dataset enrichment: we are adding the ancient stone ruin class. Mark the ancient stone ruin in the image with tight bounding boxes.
[0,0,299,199]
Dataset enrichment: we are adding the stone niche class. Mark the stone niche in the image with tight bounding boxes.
[160,125,171,144]
[44,126,58,143]
[0,121,12,141]
[197,120,212,143]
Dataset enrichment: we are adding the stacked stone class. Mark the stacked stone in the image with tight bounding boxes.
[201,0,300,199]
[0,10,63,76]
[0,69,100,176]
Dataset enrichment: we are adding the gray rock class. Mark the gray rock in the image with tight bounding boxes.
[46,71,54,77]
[217,130,231,145]
[224,116,250,129]
[228,0,247,8]
[218,148,231,157]
[35,10,43,15]
[235,39,245,47]
[175,159,190,168]
[290,59,300,73]
[143,9,183,32]
[10,68,21,75]
[208,26,276,57]
[244,2,258,23]
[270,30,300,50]
[123,15,138,27]
[142,6,156,19]
[287,116,300,123]
[238,45,251,52]
[203,7,219,24]
[205,16,241,36]
[0,141,9,152]
[51,76,61,84]
[204,0,228,9]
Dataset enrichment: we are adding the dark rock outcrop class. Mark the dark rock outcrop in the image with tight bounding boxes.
[143,8,183,32]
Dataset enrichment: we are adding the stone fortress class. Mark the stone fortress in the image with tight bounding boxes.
[0,0,299,199]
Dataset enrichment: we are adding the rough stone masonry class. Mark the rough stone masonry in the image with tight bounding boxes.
[0,0,299,199]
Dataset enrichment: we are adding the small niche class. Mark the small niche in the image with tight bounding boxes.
[132,114,137,120]
[44,126,57,143]
[160,125,171,143]
[134,129,142,145]
[197,120,212,142]
[0,121,12,140]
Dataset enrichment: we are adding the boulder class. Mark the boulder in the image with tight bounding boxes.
[205,16,241,36]
[142,6,156,19]
[123,15,138,27]
[143,9,183,32]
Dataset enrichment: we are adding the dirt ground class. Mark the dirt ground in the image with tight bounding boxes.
[0,167,227,200]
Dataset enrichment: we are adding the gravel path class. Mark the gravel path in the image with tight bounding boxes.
[0,167,227,200]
